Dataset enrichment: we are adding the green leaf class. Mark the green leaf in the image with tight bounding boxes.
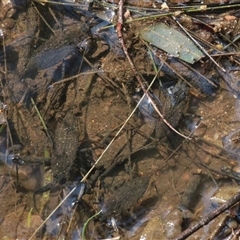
[140,23,204,64]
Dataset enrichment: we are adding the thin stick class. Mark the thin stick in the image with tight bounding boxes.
[28,62,162,240]
[33,0,87,7]
[1,31,7,76]
[31,98,53,144]
[188,142,218,187]
[33,3,55,35]
[82,56,126,100]
[163,119,202,164]
[179,59,218,88]
[173,191,240,240]
[117,0,190,140]
[145,42,200,92]
[124,4,240,24]
[172,15,226,73]
[28,185,77,240]
[50,70,103,87]
[81,68,160,182]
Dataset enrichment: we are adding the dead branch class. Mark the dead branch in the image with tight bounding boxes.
[173,191,240,240]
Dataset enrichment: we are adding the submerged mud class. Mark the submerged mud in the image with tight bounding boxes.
[0,0,240,239]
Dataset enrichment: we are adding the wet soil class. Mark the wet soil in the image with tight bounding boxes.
[0,1,240,240]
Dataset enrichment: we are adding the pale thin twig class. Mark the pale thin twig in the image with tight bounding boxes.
[31,98,53,144]
[33,3,55,34]
[33,0,87,7]
[163,118,202,164]
[117,0,190,140]
[28,66,161,240]
[81,69,161,182]
[0,31,7,76]
[51,70,104,87]
[28,185,77,240]
[172,15,226,72]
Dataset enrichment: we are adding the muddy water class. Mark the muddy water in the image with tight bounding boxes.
[0,1,240,240]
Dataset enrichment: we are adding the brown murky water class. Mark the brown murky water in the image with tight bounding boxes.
[0,1,240,239]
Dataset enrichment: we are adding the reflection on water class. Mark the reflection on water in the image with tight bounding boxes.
[0,149,44,191]
[0,0,240,239]
[41,182,86,238]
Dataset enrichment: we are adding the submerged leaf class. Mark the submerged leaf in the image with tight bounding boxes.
[140,23,204,64]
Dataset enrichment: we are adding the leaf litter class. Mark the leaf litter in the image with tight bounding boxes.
[140,22,205,64]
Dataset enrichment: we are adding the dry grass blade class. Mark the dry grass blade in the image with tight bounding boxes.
[81,70,161,182]
[33,0,88,7]
[28,186,77,240]
[28,69,161,239]
[33,3,55,34]
[117,0,190,140]
[173,15,226,72]
[31,98,52,144]
[178,59,218,88]
[50,70,103,87]
[0,30,7,77]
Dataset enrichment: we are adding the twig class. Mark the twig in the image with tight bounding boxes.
[82,56,126,100]
[28,185,77,240]
[31,98,53,144]
[0,30,7,76]
[145,42,200,92]
[117,0,190,140]
[172,15,226,72]
[0,30,8,105]
[81,68,160,182]
[230,227,240,240]
[163,118,202,164]
[178,58,218,88]
[28,62,162,239]
[33,3,55,34]
[50,70,103,87]
[188,143,218,187]
[124,4,240,24]
[173,191,240,240]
